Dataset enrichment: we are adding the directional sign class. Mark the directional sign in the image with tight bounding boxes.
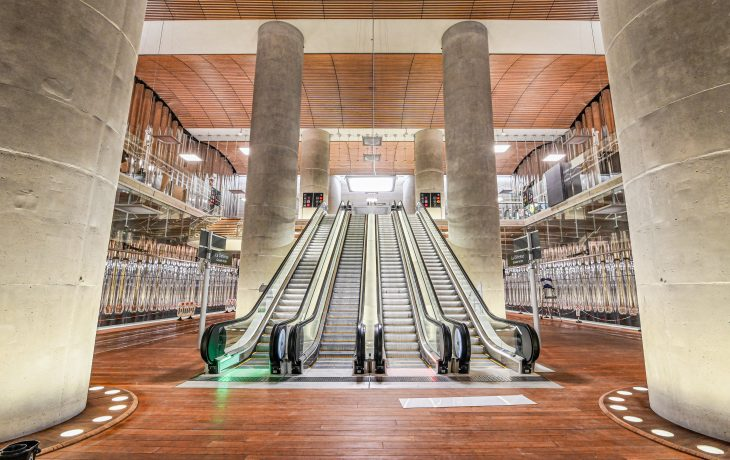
[508,252,530,267]
[511,231,542,264]
[210,251,233,266]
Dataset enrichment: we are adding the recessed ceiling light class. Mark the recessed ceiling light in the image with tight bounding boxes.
[180,153,203,162]
[609,405,627,411]
[60,429,84,437]
[623,416,643,423]
[494,144,511,153]
[543,154,566,162]
[608,397,625,402]
[92,416,113,423]
[617,390,632,396]
[633,386,648,392]
[104,389,120,395]
[239,147,250,156]
[89,386,104,391]
[112,396,129,402]
[109,405,127,411]
[346,176,395,192]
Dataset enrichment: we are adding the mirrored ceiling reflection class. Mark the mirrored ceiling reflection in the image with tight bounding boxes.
[111,185,207,246]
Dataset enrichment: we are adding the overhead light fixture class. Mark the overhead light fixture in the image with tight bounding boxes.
[239,147,250,156]
[346,176,395,192]
[494,144,511,153]
[180,153,203,162]
[362,136,382,146]
[543,154,566,162]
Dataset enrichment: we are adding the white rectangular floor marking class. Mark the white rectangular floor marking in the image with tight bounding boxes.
[399,394,536,409]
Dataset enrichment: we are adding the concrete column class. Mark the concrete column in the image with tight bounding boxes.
[328,175,342,211]
[0,0,145,441]
[598,0,730,441]
[414,129,445,218]
[238,21,304,315]
[402,175,416,213]
[300,128,330,218]
[441,21,505,316]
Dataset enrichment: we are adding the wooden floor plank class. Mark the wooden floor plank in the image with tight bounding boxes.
[42,315,690,458]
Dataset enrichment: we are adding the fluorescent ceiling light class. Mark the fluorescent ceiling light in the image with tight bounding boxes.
[494,143,511,153]
[362,136,382,146]
[543,154,566,162]
[239,147,250,155]
[346,175,395,192]
[180,153,203,162]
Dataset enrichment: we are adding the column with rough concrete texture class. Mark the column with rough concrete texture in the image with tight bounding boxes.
[328,175,341,211]
[300,128,330,218]
[402,175,415,213]
[238,22,304,315]
[414,129,445,218]
[0,0,146,441]
[441,21,505,316]
[598,0,730,441]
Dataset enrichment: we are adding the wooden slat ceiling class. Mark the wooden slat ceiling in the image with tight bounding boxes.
[135,53,608,130]
[205,139,542,175]
[146,1,599,21]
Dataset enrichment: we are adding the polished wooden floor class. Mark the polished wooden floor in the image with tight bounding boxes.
[45,315,690,459]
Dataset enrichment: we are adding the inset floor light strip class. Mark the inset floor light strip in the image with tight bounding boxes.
[399,394,536,409]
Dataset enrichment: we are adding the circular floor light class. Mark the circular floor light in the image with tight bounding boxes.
[89,386,104,391]
[104,389,120,395]
[111,396,129,402]
[608,396,625,402]
[609,405,628,411]
[617,390,632,396]
[651,429,674,438]
[633,386,648,392]
[60,429,84,438]
[92,415,113,423]
[697,445,725,455]
[109,405,127,411]
[622,416,643,423]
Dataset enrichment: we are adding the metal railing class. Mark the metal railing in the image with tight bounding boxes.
[505,250,640,328]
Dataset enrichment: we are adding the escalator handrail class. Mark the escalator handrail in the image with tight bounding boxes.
[388,203,453,369]
[200,204,326,365]
[272,202,348,333]
[416,203,540,364]
[395,203,469,332]
[288,203,352,365]
[355,212,369,370]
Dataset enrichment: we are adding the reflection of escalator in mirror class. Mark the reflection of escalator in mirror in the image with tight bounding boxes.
[377,214,427,369]
[313,215,366,369]
[407,214,502,371]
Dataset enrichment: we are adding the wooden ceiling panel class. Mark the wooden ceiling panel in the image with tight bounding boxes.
[145,1,599,20]
[136,53,608,131]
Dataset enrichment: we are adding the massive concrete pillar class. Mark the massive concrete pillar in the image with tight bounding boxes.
[300,128,330,218]
[402,175,416,214]
[414,129,445,218]
[598,0,730,441]
[0,0,146,441]
[328,175,341,211]
[441,21,505,316]
[238,21,304,315]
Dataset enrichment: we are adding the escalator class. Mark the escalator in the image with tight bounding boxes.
[201,204,346,374]
[376,214,425,368]
[405,203,540,374]
[242,215,335,368]
[407,214,499,370]
[313,214,366,368]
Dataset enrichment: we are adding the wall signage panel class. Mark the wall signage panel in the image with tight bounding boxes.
[419,192,441,208]
[302,192,324,208]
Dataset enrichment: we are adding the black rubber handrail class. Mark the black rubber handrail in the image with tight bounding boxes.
[200,204,326,368]
[372,213,385,373]
[269,202,348,373]
[287,203,352,373]
[395,202,471,373]
[354,210,368,374]
[389,203,454,374]
[416,203,541,368]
